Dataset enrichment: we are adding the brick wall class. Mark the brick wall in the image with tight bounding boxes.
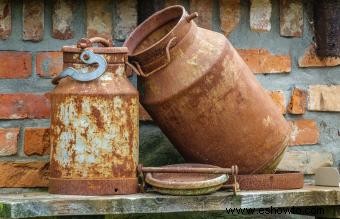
[0,0,339,188]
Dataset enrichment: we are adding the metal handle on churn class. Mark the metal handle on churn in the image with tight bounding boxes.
[52,50,107,85]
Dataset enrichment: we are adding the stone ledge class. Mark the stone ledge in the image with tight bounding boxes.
[1,186,340,218]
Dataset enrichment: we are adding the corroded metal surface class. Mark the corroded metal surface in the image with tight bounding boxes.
[124,6,291,174]
[49,39,139,195]
[144,164,228,195]
[227,171,304,190]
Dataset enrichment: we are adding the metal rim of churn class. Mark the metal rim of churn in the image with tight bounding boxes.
[139,163,239,196]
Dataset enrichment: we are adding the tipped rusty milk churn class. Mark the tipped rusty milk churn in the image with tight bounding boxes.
[124,6,291,174]
[49,37,139,195]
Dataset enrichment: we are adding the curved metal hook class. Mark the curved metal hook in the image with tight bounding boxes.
[52,50,107,85]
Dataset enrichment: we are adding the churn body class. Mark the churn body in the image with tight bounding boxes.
[124,6,291,174]
[49,43,139,195]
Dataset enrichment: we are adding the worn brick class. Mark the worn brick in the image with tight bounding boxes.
[23,0,44,41]
[36,52,63,78]
[139,104,152,121]
[0,93,50,119]
[190,0,213,29]
[114,0,137,40]
[165,0,183,7]
[24,128,50,156]
[0,0,11,39]
[219,0,240,36]
[237,48,291,73]
[298,44,340,67]
[250,0,272,32]
[0,128,19,156]
[0,52,32,78]
[280,0,303,37]
[308,85,340,112]
[277,151,333,174]
[289,119,319,146]
[52,0,74,40]
[287,88,307,114]
[0,161,49,187]
[268,90,286,114]
[86,0,113,40]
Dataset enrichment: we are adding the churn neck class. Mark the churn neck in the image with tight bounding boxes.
[63,38,128,62]
[123,5,197,57]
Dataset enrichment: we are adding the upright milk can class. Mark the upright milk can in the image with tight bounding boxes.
[124,6,291,174]
[49,37,139,195]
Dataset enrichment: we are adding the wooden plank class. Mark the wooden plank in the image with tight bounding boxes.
[280,0,303,37]
[1,186,340,218]
[52,0,75,40]
[219,0,240,36]
[86,0,113,40]
[114,0,137,40]
[189,0,213,29]
[0,0,11,40]
[23,0,44,41]
[250,0,272,32]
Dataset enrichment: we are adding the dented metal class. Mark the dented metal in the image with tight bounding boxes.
[124,6,291,174]
[49,37,139,195]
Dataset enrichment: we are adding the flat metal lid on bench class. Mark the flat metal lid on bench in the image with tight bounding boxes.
[145,163,228,195]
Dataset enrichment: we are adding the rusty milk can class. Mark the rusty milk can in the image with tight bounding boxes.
[124,6,291,174]
[49,37,139,195]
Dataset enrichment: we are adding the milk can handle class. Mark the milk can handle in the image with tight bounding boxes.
[52,50,107,85]
[77,37,114,48]
[126,37,176,77]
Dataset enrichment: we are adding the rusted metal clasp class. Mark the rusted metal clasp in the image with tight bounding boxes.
[126,36,177,77]
[52,50,107,85]
[138,164,240,195]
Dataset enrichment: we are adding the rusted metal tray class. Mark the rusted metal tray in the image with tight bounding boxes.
[227,171,304,190]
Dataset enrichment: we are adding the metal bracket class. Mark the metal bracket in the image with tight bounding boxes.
[52,50,107,85]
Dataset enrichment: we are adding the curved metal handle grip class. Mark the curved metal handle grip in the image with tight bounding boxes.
[52,50,107,85]
[127,37,176,77]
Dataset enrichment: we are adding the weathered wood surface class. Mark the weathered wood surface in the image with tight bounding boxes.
[1,186,340,218]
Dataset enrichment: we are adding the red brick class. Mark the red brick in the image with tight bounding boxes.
[289,119,319,146]
[0,161,49,187]
[0,0,11,39]
[237,48,291,73]
[24,128,50,156]
[219,0,240,36]
[139,104,152,121]
[268,90,286,114]
[190,0,213,29]
[36,52,63,78]
[287,88,307,114]
[52,0,75,40]
[23,0,44,41]
[250,0,272,32]
[0,93,50,119]
[298,44,340,67]
[0,52,32,78]
[308,85,340,112]
[280,0,303,37]
[86,0,113,39]
[0,128,19,156]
